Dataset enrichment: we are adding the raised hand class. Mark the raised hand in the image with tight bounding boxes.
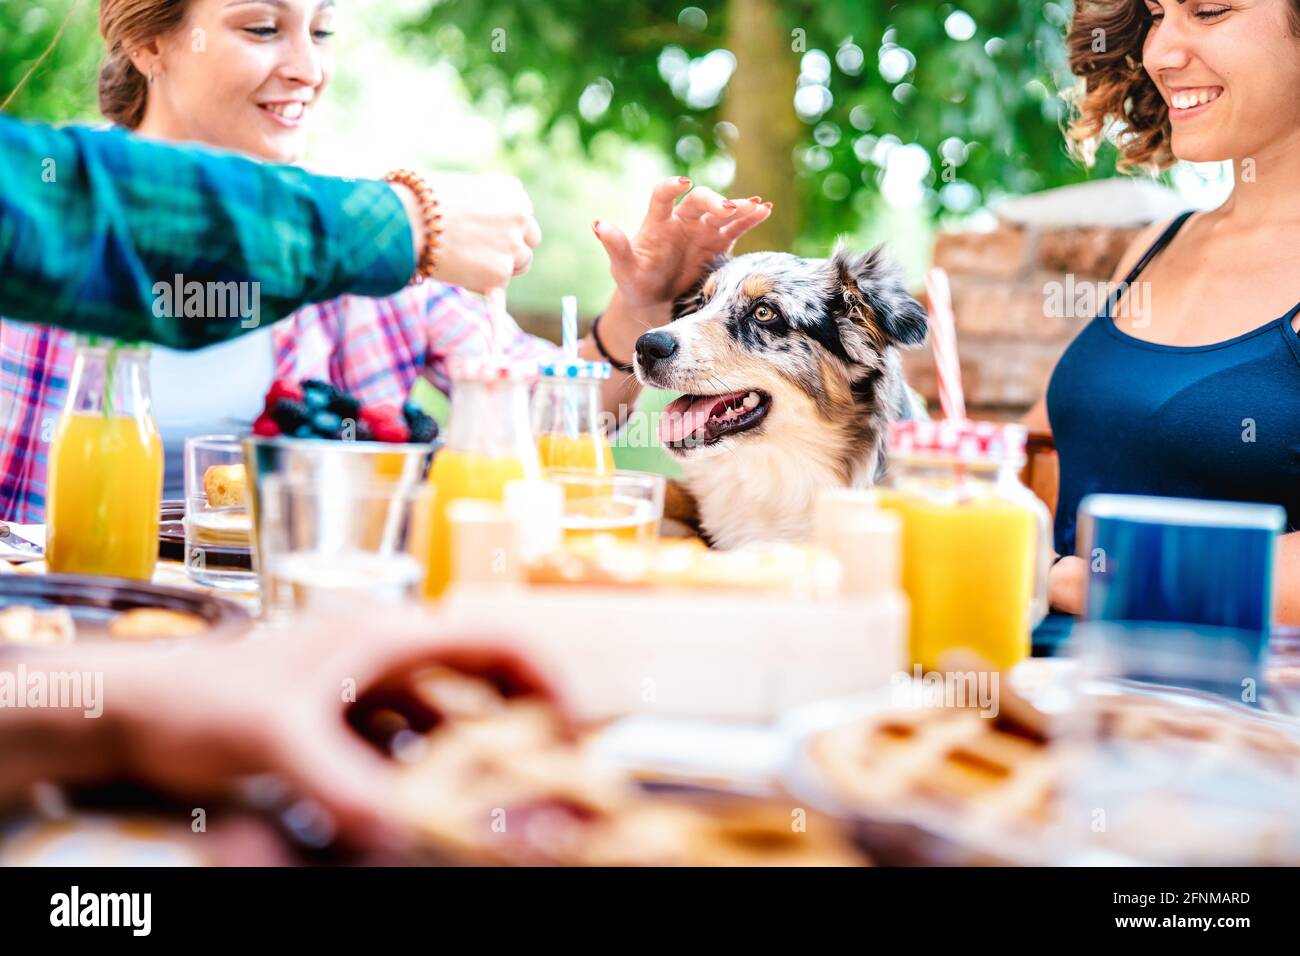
[593,178,771,310]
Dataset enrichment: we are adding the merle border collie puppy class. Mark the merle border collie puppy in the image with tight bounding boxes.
[634,247,928,549]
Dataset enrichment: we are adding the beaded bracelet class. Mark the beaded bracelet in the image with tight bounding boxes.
[384,169,442,285]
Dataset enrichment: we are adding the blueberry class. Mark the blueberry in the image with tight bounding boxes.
[354,420,373,443]
[303,389,331,411]
[311,410,343,438]
[293,424,315,438]
[402,402,422,423]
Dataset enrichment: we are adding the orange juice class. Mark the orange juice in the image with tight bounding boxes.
[878,487,1038,671]
[537,432,614,473]
[561,495,658,545]
[46,412,163,580]
[423,449,528,598]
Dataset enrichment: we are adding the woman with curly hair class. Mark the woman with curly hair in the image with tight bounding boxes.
[1034,0,1300,622]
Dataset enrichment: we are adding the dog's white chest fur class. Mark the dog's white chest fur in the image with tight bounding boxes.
[681,433,879,549]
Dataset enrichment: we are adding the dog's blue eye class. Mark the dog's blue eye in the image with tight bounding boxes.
[752,304,778,323]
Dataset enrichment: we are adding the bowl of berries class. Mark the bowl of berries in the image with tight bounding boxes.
[242,379,442,607]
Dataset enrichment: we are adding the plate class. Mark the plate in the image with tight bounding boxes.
[0,573,252,645]
[159,499,252,570]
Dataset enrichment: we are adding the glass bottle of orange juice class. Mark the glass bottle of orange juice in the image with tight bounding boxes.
[46,339,164,580]
[877,420,1049,671]
[422,356,540,598]
[532,358,614,473]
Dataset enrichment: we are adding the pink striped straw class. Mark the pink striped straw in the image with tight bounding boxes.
[923,267,966,422]
[486,287,507,356]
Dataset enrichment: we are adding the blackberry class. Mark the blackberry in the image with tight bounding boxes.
[407,414,439,444]
[269,397,310,431]
[329,392,362,419]
[354,420,374,443]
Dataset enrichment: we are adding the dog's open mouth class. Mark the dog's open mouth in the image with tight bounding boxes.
[658,390,771,449]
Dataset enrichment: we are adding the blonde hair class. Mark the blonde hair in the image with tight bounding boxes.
[98,0,190,128]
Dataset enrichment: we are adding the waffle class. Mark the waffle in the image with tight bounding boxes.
[805,687,1300,864]
[809,703,1060,846]
[387,668,865,866]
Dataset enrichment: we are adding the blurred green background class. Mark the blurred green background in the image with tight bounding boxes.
[1,0,1122,322]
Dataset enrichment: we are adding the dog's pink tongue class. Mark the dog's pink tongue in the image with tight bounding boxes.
[659,394,720,444]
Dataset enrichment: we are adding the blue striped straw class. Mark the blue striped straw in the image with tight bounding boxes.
[561,295,578,359]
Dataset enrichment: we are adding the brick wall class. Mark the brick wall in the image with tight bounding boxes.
[902,222,1144,416]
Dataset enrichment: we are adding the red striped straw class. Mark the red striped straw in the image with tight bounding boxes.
[486,287,507,357]
[923,266,966,422]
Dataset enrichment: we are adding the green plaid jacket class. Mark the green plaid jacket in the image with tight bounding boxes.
[0,115,414,349]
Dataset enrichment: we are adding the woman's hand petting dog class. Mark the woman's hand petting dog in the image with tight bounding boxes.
[592,179,771,359]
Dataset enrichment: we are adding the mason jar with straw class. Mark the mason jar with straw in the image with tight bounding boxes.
[532,295,615,473]
[876,268,1051,671]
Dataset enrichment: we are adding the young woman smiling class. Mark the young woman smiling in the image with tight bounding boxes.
[1032,0,1300,625]
[0,0,769,518]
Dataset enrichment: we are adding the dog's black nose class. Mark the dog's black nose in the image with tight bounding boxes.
[636,331,678,367]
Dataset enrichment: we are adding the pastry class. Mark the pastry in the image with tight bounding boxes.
[384,666,865,866]
[0,605,75,645]
[202,464,247,508]
[804,684,1300,864]
[108,608,208,640]
[526,537,841,597]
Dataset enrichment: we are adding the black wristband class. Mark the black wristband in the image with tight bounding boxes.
[591,312,635,375]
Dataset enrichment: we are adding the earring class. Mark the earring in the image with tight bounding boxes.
[148,69,156,85]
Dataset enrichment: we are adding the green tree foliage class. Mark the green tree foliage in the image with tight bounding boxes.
[0,0,101,123]
[403,0,1120,250]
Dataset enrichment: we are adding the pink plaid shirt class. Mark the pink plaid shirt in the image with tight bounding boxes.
[0,281,559,522]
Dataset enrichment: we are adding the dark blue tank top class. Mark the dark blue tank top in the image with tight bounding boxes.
[1046,211,1300,557]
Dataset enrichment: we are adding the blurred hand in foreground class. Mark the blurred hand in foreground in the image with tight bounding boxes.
[0,623,561,852]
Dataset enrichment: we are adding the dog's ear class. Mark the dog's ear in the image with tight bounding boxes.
[672,255,730,320]
[832,246,928,348]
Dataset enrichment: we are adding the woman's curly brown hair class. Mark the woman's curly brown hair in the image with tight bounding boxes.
[1066,0,1300,172]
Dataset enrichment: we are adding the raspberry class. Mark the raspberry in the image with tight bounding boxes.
[265,379,304,408]
[269,397,310,431]
[360,403,401,428]
[252,412,281,437]
[369,417,409,443]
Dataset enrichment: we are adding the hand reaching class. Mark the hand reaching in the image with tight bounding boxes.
[592,178,771,310]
